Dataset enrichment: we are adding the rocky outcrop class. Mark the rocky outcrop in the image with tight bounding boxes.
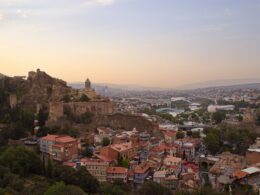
[0,69,72,112]
[46,113,158,135]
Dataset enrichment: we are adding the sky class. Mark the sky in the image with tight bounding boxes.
[0,0,260,88]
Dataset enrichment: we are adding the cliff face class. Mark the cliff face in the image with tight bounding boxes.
[47,113,158,134]
[92,113,157,132]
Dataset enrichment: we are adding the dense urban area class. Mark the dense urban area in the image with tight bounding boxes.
[0,69,260,195]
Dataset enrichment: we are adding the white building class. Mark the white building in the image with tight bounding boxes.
[208,105,235,113]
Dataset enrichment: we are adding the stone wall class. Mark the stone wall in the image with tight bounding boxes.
[48,102,64,122]
[48,101,114,122]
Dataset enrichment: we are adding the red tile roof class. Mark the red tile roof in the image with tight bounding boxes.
[41,134,77,143]
[56,136,77,143]
[233,170,247,179]
[164,131,177,137]
[41,134,59,141]
[107,167,128,174]
[134,163,150,174]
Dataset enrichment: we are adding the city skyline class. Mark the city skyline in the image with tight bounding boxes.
[1,0,260,88]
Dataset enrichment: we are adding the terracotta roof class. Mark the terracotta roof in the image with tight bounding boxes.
[56,136,77,143]
[107,167,128,174]
[41,134,59,141]
[164,131,177,137]
[41,134,77,143]
[81,158,107,165]
[151,143,176,153]
[233,170,247,179]
[134,163,150,174]
[111,142,134,152]
[164,156,182,164]
[94,154,114,163]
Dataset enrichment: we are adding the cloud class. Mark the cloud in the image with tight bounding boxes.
[83,0,115,6]
[16,9,28,18]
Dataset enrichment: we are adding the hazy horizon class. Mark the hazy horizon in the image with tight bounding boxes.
[1,0,260,88]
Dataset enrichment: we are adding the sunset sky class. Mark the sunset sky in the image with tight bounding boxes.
[0,0,260,88]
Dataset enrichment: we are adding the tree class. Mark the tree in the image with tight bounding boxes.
[0,146,42,176]
[192,131,201,138]
[46,159,53,178]
[44,182,86,195]
[212,111,226,124]
[38,107,49,127]
[256,108,260,126]
[62,94,71,102]
[176,131,185,139]
[80,94,90,102]
[52,165,99,194]
[80,112,93,124]
[81,147,93,157]
[186,131,192,137]
[99,180,130,195]
[138,181,172,195]
[204,133,221,154]
[102,137,110,146]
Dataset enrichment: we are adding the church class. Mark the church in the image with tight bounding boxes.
[81,78,97,100]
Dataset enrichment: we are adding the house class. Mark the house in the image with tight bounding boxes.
[246,138,260,165]
[39,134,80,162]
[164,175,178,190]
[134,162,151,184]
[233,167,260,192]
[175,139,196,161]
[99,133,139,161]
[163,156,182,176]
[81,158,109,182]
[164,131,177,144]
[209,152,246,189]
[153,170,166,184]
[107,167,128,183]
[95,127,114,144]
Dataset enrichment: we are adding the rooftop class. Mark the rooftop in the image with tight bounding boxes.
[111,142,134,152]
[107,167,128,174]
[134,163,150,174]
[164,131,177,137]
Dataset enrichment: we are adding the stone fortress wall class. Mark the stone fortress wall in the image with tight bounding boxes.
[48,101,114,122]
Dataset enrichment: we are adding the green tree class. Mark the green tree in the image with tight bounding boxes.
[80,112,93,124]
[176,131,185,139]
[212,111,226,124]
[62,94,71,102]
[46,158,53,178]
[38,107,49,127]
[102,137,110,146]
[204,133,221,154]
[80,94,90,102]
[0,146,42,176]
[99,180,130,195]
[138,181,172,195]
[52,165,99,194]
[192,131,201,138]
[44,182,86,195]
[81,147,93,157]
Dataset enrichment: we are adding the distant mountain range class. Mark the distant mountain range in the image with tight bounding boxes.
[69,79,260,92]
[177,79,260,90]
[69,82,166,91]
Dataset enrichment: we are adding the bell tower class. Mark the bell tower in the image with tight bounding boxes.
[85,78,91,89]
